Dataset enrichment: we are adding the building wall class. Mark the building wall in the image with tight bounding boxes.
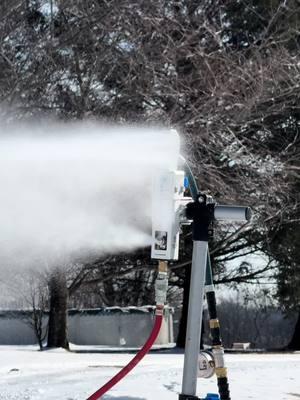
[0,307,174,346]
[0,316,38,344]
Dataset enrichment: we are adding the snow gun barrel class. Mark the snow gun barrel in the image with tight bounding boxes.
[214,205,252,222]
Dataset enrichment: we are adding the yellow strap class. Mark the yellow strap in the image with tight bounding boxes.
[215,367,227,378]
[209,319,220,329]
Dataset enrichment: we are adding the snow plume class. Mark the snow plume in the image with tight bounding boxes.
[0,121,180,272]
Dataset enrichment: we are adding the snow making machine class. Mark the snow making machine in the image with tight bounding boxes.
[150,157,251,400]
[87,132,252,400]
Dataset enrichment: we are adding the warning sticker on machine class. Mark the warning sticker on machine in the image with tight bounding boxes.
[154,231,168,251]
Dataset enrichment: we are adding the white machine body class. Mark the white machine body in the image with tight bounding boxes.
[151,169,251,262]
[151,170,189,260]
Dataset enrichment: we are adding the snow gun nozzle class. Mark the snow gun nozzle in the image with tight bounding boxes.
[186,194,252,224]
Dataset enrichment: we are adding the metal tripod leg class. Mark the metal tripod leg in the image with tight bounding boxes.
[180,240,208,399]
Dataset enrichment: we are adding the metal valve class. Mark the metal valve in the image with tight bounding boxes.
[197,351,215,379]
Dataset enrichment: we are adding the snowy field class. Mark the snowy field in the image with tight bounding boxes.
[1,346,300,400]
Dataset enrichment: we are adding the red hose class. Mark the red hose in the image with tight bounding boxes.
[86,308,163,400]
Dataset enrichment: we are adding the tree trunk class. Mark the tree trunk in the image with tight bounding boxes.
[32,308,45,351]
[47,268,69,349]
[287,311,300,350]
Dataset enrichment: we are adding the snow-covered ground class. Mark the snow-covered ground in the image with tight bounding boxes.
[1,345,300,400]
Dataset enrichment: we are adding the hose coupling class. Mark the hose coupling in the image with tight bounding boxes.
[155,271,168,305]
[155,261,168,305]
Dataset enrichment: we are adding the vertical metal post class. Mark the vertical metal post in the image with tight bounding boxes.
[181,240,208,398]
[179,194,214,400]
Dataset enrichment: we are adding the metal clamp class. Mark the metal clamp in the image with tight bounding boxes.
[155,271,168,305]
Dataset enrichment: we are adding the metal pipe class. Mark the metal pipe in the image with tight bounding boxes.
[181,241,208,396]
